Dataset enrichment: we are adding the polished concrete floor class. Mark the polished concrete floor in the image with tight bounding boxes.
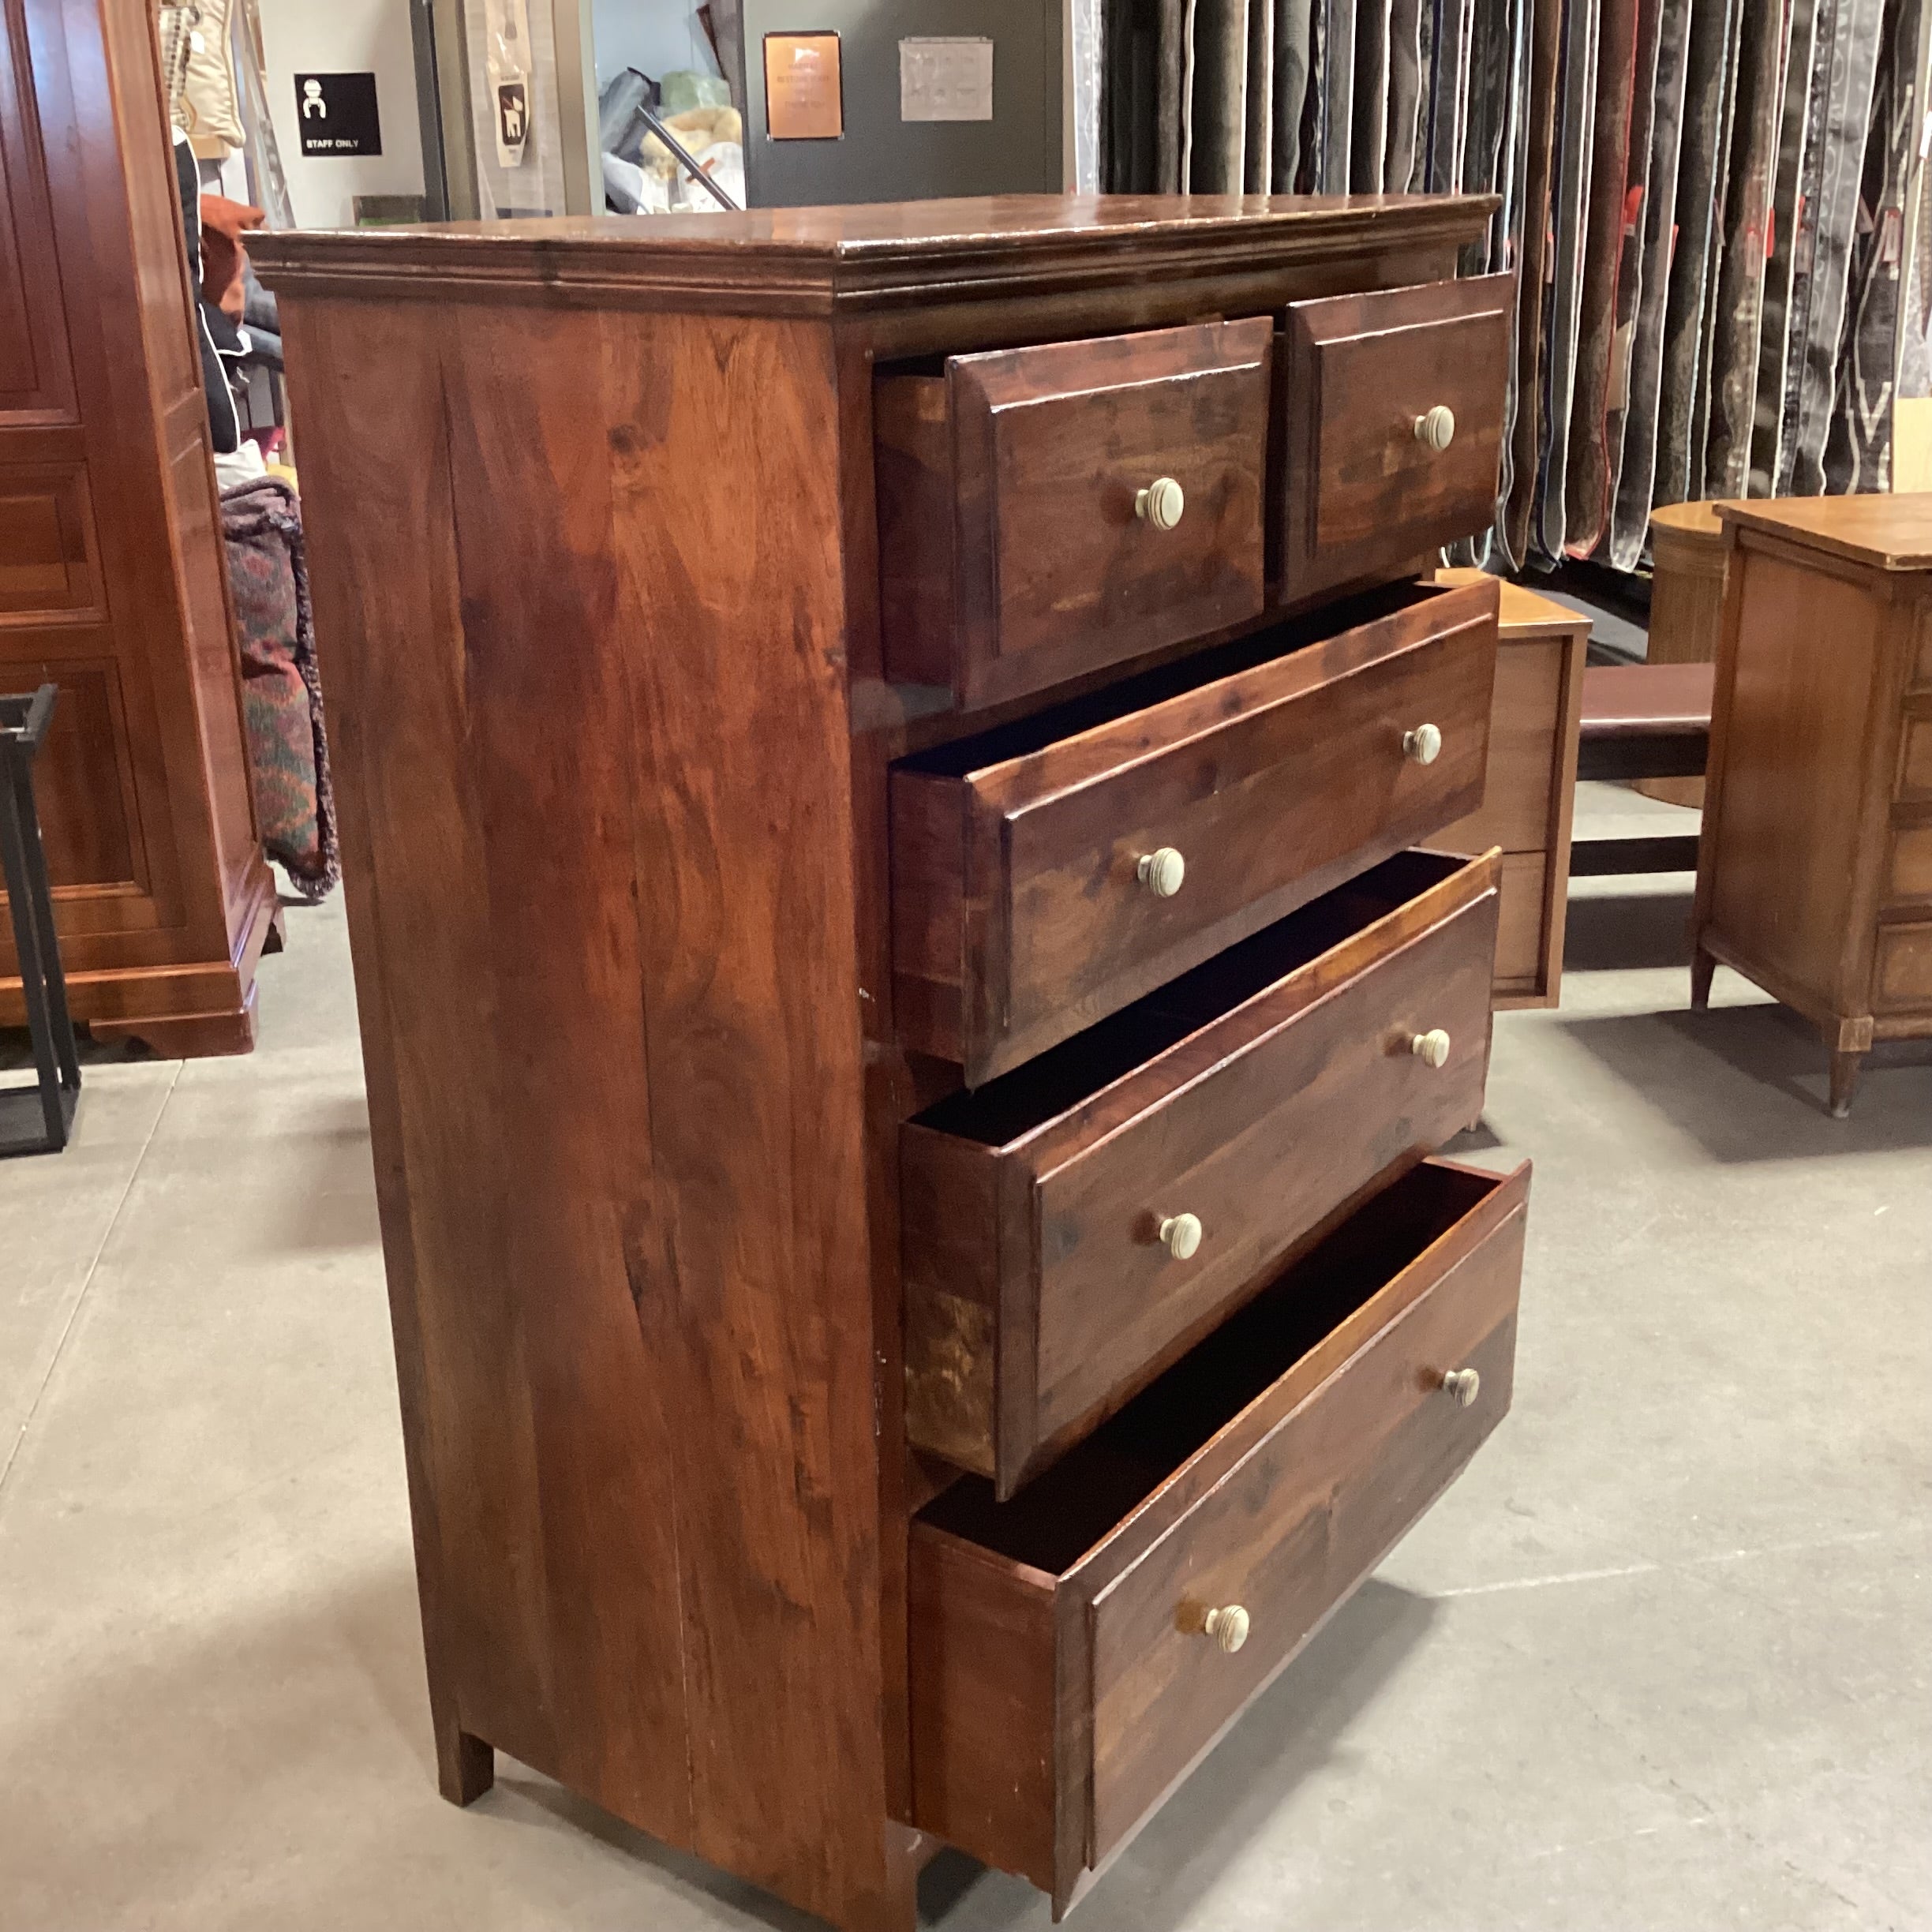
[3,785,1929,1931]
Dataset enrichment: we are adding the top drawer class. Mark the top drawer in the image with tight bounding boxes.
[876,320,1271,708]
[1277,275,1513,604]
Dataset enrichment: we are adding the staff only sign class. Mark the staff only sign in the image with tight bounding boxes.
[294,73,383,157]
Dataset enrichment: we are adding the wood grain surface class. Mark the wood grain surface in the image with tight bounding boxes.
[1277,275,1514,601]
[909,1158,1530,1904]
[0,0,274,1048]
[902,849,1500,1493]
[877,321,1270,704]
[1693,519,1932,1114]
[280,291,897,1928]
[892,578,1500,1082]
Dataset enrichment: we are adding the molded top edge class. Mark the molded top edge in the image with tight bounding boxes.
[249,193,1500,307]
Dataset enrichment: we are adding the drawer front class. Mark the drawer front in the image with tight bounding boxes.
[908,1158,1530,1911]
[891,578,1500,1084]
[1888,822,1932,904]
[1898,712,1932,803]
[1087,1187,1523,1861]
[1030,875,1497,1481]
[878,320,1271,707]
[1279,276,1512,603]
[1873,921,1932,1011]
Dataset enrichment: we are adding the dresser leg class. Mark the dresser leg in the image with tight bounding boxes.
[436,1721,495,1806]
[1690,944,1717,1012]
[1827,1050,1863,1120]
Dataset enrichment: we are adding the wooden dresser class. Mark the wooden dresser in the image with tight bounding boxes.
[2,0,276,1054]
[254,197,1531,1929]
[1427,573,1587,1007]
[1692,496,1932,1117]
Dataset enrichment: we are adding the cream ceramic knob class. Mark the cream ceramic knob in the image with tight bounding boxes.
[1440,1367,1481,1408]
[1135,476,1186,530]
[1137,847,1186,897]
[1410,1028,1451,1069]
[1402,722,1443,766]
[1414,405,1457,452]
[1202,1605,1250,1653]
[1158,1212,1203,1261]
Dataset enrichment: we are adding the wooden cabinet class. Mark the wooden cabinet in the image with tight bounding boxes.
[1425,575,1589,1007]
[254,195,1526,1932]
[0,0,275,1054]
[1692,496,1932,1116]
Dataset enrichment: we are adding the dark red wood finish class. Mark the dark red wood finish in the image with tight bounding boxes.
[0,0,274,1053]
[904,849,1500,1494]
[910,1159,1530,1911]
[1277,275,1514,602]
[877,319,1271,706]
[892,578,1500,1084]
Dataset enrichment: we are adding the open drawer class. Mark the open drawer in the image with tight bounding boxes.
[908,1156,1530,1915]
[891,575,1500,1085]
[1276,275,1514,604]
[875,319,1271,709]
[903,847,1500,1495]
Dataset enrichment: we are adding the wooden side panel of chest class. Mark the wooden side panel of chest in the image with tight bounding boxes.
[280,294,896,1927]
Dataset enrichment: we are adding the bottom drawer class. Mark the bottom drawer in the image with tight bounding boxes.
[908,1156,1529,1914]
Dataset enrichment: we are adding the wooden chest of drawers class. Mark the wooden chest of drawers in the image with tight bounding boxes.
[1692,496,1932,1114]
[254,196,1529,1931]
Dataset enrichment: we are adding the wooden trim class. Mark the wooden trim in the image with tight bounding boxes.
[250,195,1500,314]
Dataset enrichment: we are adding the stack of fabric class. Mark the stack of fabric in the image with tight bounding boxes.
[1098,0,1932,571]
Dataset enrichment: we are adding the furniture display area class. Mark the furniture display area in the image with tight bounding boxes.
[1425,573,1587,1007]
[1692,496,1932,1119]
[254,194,1530,1930]
[1,0,278,1054]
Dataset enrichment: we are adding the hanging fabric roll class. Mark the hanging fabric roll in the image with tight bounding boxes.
[1499,0,1563,569]
[1654,0,1742,515]
[1752,0,1825,492]
[1780,0,1886,493]
[1564,0,1644,558]
[1824,0,1919,490]
[1534,0,1602,564]
[1689,0,1747,494]
[1703,0,1791,500]
[1607,0,1690,569]
[1276,0,1317,187]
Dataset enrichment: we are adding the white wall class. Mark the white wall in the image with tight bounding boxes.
[256,0,427,228]
[590,0,721,89]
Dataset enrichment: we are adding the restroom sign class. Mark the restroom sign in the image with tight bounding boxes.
[294,73,382,156]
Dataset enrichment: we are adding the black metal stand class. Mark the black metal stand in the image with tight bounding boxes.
[1,686,80,1155]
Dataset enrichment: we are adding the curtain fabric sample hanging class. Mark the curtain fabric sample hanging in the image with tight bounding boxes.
[1098,0,1926,569]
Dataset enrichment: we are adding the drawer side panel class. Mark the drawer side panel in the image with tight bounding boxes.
[908,1530,1063,1888]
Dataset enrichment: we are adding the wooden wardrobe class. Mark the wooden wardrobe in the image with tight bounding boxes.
[1,0,275,1056]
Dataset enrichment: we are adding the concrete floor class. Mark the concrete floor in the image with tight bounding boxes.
[3,786,1929,1932]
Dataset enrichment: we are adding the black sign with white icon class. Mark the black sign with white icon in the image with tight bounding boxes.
[497,81,529,151]
[294,73,382,157]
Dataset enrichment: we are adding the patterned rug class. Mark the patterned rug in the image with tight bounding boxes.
[221,477,339,901]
